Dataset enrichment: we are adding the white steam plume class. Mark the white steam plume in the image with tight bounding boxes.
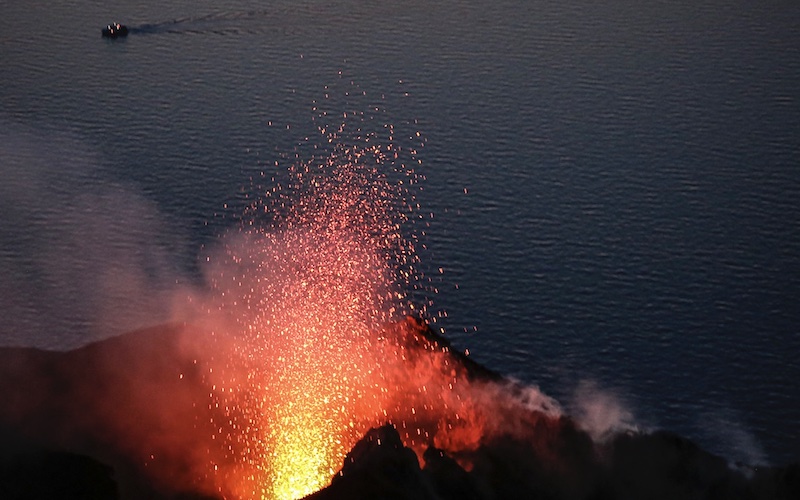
[569,379,638,442]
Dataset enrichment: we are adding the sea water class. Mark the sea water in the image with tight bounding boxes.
[1,0,798,465]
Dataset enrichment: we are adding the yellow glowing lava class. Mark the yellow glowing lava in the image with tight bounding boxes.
[198,85,557,499]
[269,407,335,499]
[201,89,426,499]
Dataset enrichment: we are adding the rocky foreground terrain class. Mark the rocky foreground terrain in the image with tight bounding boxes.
[0,321,797,499]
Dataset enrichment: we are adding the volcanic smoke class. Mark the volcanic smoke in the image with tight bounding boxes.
[177,91,567,499]
[2,91,793,500]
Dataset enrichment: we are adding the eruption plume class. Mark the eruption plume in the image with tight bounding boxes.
[2,91,793,500]
[187,88,564,499]
[194,91,429,499]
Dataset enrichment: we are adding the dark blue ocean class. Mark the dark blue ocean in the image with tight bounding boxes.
[2,0,798,466]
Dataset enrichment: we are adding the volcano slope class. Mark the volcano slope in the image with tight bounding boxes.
[0,319,797,499]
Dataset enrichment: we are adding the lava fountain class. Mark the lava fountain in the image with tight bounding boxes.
[197,95,429,499]
[192,90,561,499]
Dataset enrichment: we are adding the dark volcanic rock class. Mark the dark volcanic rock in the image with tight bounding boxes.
[307,425,438,500]
[422,446,485,500]
[0,449,118,500]
[0,321,797,499]
[606,431,800,500]
[607,430,747,500]
[309,422,800,500]
[0,324,226,499]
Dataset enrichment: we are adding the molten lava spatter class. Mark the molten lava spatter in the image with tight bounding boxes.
[196,89,559,499]
[199,92,429,499]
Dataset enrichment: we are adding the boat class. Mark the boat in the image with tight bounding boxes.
[102,22,128,38]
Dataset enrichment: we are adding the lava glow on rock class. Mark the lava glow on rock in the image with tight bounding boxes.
[196,93,420,499]
[190,90,559,499]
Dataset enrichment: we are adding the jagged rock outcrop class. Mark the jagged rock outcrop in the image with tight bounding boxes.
[0,321,797,499]
[309,423,799,500]
[0,448,118,500]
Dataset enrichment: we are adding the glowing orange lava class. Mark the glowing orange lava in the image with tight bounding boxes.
[194,89,559,499]
[198,93,428,499]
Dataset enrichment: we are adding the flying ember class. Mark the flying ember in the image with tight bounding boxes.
[199,87,429,499]
[192,86,561,500]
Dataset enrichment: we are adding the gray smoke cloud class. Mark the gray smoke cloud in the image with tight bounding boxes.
[0,120,188,349]
[568,379,638,442]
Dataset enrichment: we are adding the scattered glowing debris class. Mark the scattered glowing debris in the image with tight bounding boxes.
[187,83,559,499]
